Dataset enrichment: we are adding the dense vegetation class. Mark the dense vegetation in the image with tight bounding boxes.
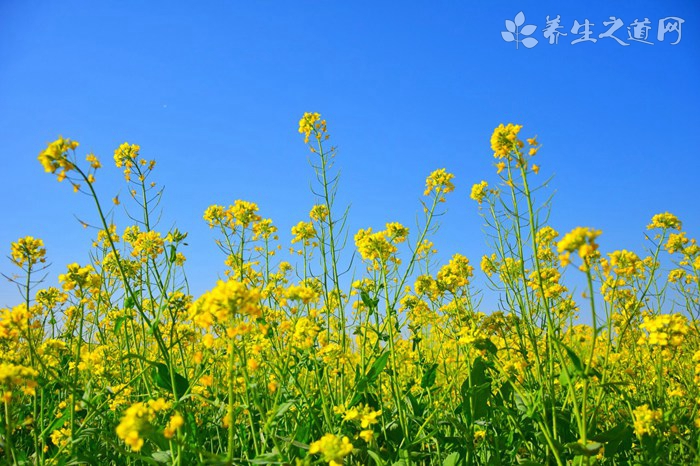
[1,115,698,465]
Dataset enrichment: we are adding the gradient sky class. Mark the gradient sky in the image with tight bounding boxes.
[1,1,698,312]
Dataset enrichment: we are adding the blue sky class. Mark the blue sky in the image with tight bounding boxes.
[1,1,698,311]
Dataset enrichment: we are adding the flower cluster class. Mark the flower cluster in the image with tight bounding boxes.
[0,363,38,401]
[639,313,689,348]
[557,226,602,270]
[354,224,408,267]
[470,180,489,205]
[115,398,172,451]
[204,201,262,229]
[632,404,663,437]
[436,253,474,293]
[423,168,455,201]
[298,112,329,144]
[131,230,165,262]
[37,137,79,180]
[10,236,46,268]
[647,212,682,231]
[189,279,262,331]
[490,123,523,159]
[308,433,354,466]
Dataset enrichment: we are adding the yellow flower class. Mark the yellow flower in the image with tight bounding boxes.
[359,430,374,442]
[480,254,497,277]
[632,405,662,437]
[639,314,688,348]
[470,181,488,204]
[385,222,409,243]
[665,232,688,254]
[227,200,262,228]
[164,413,184,439]
[491,123,523,159]
[437,253,474,292]
[557,227,602,270]
[424,168,455,200]
[298,112,328,144]
[647,212,682,231]
[10,236,46,268]
[0,363,38,397]
[130,231,165,262]
[531,164,540,174]
[203,205,225,227]
[354,228,398,265]
[285,284,320,305]
[114,142,140,168]
[116,398,171,451]
[343,407,360,422]
[50,427,72,447]
[247,358,260,372]
[291,221,317,245]
[86,153,101,169]
[309,204,329,222]
[360,408,382,428]
[189,280,262,330]
[309,433,353,465]
[38,136,78,180]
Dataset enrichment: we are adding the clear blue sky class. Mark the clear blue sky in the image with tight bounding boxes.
[1,1,698,310]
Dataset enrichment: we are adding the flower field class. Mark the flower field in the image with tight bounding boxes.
[1,114,699,465]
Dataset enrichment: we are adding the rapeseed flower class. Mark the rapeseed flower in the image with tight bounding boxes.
[632,404,662,437]
[470,181,488,205]
[309,433,354,465]
[424,168,455,201]
[38,137,78,180]
[10,236,46,268]
[298,112,328,144]
[490,123,523,159]
[647,212,682,231]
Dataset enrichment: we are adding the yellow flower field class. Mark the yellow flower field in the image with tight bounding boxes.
[1,114,699,465]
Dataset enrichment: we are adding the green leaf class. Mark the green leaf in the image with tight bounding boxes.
[566,441,603,457]
[473,338,498,355]
[421,363,438,389]
[470,357,489,386]
[406,391,425,418]
[443,452,460,466]
[251,451,282,463]
[151,450,172,463]
[274,400,295,418]
[560,342,584,374]
[559,365,577,386]
[46,410,69,434]
[361,290,379,312]
[590,423,633,457]
[124,295,135,309]
[367,449,387,466]
[113,315,127,334]
[460,357,492,423]
[366,351,390,384]
[151,363,190,399]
